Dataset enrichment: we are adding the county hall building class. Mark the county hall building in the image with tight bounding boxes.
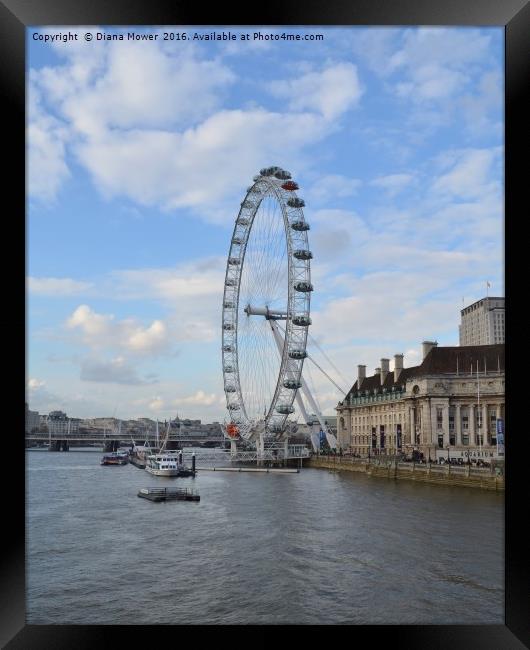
[336,341,505,463]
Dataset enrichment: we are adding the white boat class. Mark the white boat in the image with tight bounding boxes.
[145,450,182,476]
[145,419,181,476]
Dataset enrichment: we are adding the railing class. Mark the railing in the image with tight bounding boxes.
[141,487,198,496]
[230,445,310,461]
[309,454,502,476]
[341,391,406,406]
[26,431,224,443]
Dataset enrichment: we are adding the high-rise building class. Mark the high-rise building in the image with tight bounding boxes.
[25,403,40,433]
[47,410,79,435]
[459,297,505,346]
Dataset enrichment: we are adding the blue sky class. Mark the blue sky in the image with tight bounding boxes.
[27,26,504,421]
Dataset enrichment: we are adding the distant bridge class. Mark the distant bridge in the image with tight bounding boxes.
[26,431,225,451]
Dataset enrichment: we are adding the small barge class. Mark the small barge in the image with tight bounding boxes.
[101,452,128,466]
[137,487,200,502]
[129,455,146,469]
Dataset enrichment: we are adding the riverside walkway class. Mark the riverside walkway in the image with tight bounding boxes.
[308,455,504,491]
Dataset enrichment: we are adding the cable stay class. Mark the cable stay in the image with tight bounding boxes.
[306,331,350,391]
[275,322,347,395]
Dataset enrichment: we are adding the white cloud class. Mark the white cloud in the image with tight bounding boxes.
[66,304,114,341]
[126,320,168,354]
[269,63,363,120]
[28,276,93,296]
[37,40,236,134]
[65,305,172,356]
[79,356,154,385]
[388,28,492,77]
[107,259,225,344]
[370,173,415,196]
[431,148,501,200]
[307,174,362,204]
[432,148,501,199]
[177,390,218,406]
[73,108,331,218]
[27,80,71,201]
[108,257,225,301]
[27,378,46,390]
[29,37,342,218]
[148,397,166,412]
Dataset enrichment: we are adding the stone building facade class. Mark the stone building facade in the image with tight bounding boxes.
[336,342,504,462]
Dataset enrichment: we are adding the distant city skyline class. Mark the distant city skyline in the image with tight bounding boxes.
[27,26,504,421]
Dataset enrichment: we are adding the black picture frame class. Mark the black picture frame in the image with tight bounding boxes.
[3,0,527,647]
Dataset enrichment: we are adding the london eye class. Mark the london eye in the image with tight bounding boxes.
[221,167,313,445]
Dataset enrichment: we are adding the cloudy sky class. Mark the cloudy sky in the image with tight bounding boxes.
[27,26,504,422]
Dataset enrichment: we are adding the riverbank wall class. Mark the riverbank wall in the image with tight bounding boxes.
[307,456,504,491]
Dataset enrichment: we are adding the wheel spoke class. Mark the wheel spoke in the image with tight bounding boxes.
[221,169,311,440]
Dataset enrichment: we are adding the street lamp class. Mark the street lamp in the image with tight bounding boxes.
[447,446,450,465]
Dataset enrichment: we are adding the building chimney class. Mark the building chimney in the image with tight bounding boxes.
[422,340,438,360]
[380,358,390,384]
[394,354,404,382]
[357,365,366,389]
[374,368,381,380]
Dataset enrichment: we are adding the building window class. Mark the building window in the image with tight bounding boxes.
[436,407,443,429]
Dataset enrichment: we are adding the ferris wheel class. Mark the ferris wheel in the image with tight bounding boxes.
[222,166,331,448]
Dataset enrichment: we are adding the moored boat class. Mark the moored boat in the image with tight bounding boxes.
[145,451,182,476]
[101,452,128,466]
[144,419,196,477]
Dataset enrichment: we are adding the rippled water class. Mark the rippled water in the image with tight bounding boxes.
[26,448,504,625]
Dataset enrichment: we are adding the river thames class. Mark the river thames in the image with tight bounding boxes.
[26,448,503,625]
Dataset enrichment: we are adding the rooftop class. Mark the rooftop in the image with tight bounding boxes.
[344,343,504,400]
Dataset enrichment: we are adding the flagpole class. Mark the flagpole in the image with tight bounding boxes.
[477,360,482,454]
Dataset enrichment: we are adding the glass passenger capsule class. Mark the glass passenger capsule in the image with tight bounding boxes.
[294,281,313,293]
[293,249,312,260]
[276,404,295,415]
[291,220,310,231]
[274,170,292,180]
[289,349,308,359]
[292,315,312,326]
[283,379,302,389]
[260,166,282,176]
[287,197,305,208]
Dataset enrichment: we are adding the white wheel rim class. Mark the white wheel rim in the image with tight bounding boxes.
[222,169,312,441]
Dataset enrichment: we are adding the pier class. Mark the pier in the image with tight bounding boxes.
[198,467,299,473]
